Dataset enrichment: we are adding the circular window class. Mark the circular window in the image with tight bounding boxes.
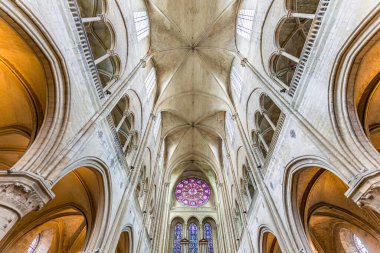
[175,178,211,207]
[353,234,369,253]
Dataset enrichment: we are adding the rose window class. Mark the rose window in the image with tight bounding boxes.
[175,178,211,207]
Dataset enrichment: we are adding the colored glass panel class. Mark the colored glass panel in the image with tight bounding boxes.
[189,223,198,253]
[204,223,214,253]
[175,178,211,207]
[173,223,182,253]
[353,234,369,253]
[27,234,40,253]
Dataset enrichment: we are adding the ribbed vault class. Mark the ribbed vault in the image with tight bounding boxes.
[147,0,239,175]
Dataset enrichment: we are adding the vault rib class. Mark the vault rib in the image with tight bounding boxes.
[193,0,239,47]
[154,49,192,108]
[146,0,192,46]
[195,50,234,108]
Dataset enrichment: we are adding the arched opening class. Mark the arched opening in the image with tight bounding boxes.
[169,217,184,253]
[252,94,283,160]
[202,218,218,253]
[77,0,104,19]
[76,0,120,89]
[287,0,320,14]
[115,229,132,253]
[271,0,320,88]
[0,166,106,252]
[262,231,282,253]
[348,29,380,151]
[241,163,256,210]
[189,221,199,253]
[109,96,138,156]
[0,16,47,170]
[291,167,380,252]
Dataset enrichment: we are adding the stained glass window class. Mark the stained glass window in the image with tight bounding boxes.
[175,178,211,207]
[173,223,182,253]
[353,234,369,253]
[189,223,198,253]
[204,223,214,253]
[27,234,40,253]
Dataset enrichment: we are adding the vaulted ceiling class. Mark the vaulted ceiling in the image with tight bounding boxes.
[147,0,239,177]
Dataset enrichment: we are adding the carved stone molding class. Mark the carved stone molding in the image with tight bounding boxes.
[0,172,54,240]
[348,170,380,214]
[356,183,380,212]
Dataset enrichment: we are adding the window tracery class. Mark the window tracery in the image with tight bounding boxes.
[189,223,198,253]
[271,0,320,89]
[175,178,211,208]
[173,223,182,253]
[204,223,214,253]
[252,94,282,160]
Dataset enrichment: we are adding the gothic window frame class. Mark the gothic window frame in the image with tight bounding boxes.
[189,222,199,253]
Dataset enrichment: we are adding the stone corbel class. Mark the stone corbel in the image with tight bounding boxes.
[347,170,380,214]
[356,183,380,211]
[0,172,54,240]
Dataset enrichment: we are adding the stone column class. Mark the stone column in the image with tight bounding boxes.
[0,172,53,240]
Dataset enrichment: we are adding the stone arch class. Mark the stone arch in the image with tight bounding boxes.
[0,165,109,252]
[332,9,380,167]
[0,8,68,172]
[201,217,218,253]
[284,158,380,252]
[258,226,282,253]
[251,94,283,161]
[169,217,185,253]
[115,226,133,253]
[270,0,321,90]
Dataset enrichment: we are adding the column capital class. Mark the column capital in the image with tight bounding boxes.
[0,172,53,239]
[348,170,380,213]
[107,50,116,56]
[240,58,248,67]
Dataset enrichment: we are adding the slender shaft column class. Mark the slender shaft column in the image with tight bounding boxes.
[279,49,300,63]
[95,50,114,65]
[115,113,128,132]
[82,14,104,24]
[104,75,120,91]
[262,111,276,131]
[270,73,290,90]
[122,131,134,153]
[289,12,315,19]
[0,173,53,240]
[257,132,269,151]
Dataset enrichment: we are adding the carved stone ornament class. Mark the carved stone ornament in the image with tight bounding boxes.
[0,173,53,240]
[356,183,380,212]
[0,182,44,215]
